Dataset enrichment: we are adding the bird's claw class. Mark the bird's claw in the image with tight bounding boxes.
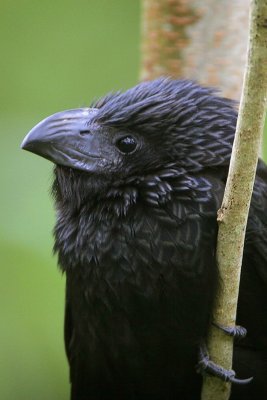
[197,343,253,385]
[213,322,247,339]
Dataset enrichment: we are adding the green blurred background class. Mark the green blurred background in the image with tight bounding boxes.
[0,1,140,399]
[1,2,266,400]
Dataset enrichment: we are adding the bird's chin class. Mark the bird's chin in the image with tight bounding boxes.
[51,165,113,208]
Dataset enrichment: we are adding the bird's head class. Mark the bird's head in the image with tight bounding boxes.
[21,78,237,205]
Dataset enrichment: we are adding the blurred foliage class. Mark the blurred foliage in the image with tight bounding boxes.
[1,1,266,400]
[0,1,139,399]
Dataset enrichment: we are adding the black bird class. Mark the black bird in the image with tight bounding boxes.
[21,78,267,399]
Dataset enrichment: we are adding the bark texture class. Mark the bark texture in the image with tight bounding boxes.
[140,0,249,99]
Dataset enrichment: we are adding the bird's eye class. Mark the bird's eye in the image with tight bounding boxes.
[116,136,137,154]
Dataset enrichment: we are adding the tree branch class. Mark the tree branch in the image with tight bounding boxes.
[201,1,267,399]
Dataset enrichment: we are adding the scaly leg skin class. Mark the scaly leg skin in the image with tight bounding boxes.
[197,342,253,385]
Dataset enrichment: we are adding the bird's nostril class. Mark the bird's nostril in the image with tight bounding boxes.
[79,130,91,135]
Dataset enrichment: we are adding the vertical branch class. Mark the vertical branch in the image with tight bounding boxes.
[201,1,267,399]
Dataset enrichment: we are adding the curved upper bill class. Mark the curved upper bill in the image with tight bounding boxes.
[21,108,101,172]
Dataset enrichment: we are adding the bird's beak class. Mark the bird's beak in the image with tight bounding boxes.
[21,108,103,172]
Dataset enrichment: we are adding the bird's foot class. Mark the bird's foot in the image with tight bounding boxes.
[197,343,253,385]
[213,322,247,340]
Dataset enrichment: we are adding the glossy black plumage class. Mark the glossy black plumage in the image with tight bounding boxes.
[23,79,267,399]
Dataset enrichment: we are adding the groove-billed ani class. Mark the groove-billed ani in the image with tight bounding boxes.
[21,79,267,399]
